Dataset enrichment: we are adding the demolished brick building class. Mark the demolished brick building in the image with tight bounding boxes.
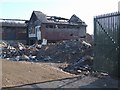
[0,11,87,45]
[28,11,87,44]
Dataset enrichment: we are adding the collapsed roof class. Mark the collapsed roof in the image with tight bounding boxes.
[32,11,87,26]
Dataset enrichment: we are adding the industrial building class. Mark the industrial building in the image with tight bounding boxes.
[28,11,87,44]
[0,19,28,44]
[0,11,87,45]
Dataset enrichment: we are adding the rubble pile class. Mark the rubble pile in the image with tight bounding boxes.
[0,39,93,75]
[36,39,92,64]
[63,55,93,75]
[36,39,93,74]
[0,41,40,61]
[0,41,8,58]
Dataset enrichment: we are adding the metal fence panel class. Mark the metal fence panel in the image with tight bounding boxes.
[94,12,120,77]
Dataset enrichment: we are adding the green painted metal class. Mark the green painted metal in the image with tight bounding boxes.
[94,12,120,77]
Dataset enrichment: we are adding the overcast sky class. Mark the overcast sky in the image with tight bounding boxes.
[0,0,119,34]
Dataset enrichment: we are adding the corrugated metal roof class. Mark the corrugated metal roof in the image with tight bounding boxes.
[0,22,27,27]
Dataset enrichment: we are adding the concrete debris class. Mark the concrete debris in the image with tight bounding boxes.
[1,39,94,75]
[36,39,93,75]
[63,55,93,75]
[0,41,7,48]
[42,38,47,45]
[36,39,92,63]
[82,41,91,48]
[43,56,52,61]
[0,41,40,61]
[29,55,36,60]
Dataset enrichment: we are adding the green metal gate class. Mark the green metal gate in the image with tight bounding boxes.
[94,12,120,77]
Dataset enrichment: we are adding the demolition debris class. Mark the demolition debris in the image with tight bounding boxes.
[0,39,93,75]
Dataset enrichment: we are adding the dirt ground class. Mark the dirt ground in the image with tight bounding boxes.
[2,59,75,88]
[2,59,119,89]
